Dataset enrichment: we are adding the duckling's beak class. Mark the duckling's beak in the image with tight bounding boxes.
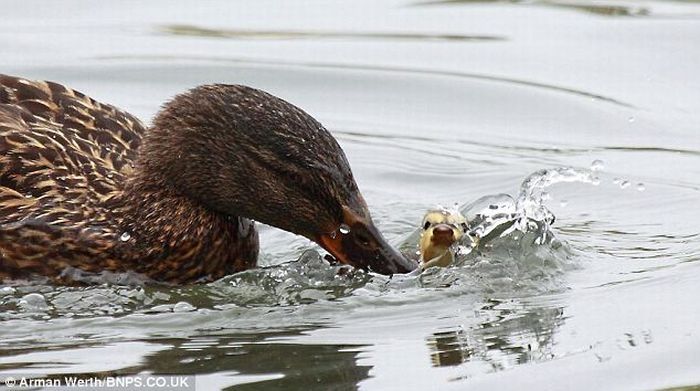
[317,208,417,275]
[431,224,457,247]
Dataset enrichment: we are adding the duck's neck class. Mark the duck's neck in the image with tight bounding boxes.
[107,175,259,282]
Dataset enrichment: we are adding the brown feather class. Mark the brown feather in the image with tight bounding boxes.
[0,75,257,284]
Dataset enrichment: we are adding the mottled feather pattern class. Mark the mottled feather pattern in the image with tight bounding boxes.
[0,76,144,222]
[0,75,258,283]
[0,75,146,282]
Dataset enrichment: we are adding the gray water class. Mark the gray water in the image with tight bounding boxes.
[1,0,700,390]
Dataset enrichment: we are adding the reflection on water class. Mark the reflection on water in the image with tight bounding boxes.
[161,24,506,42]
[427,299,563,371]
[147,335,371,390]
[413,0,653,17]
[0,331,371,390]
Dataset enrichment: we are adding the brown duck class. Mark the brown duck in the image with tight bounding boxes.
[0,74,416,284]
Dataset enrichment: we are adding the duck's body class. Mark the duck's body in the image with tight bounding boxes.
[0,76,256,283]
[0,75,414,284]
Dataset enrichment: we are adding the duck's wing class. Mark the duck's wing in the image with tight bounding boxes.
[0,74,147,225]
[0,75,149,280]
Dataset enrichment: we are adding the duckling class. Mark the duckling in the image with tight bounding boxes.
[0,74,416,284]
[419,209,469,269]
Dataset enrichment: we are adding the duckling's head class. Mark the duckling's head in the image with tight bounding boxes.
[419,209,468,269]
[136,84,416,275]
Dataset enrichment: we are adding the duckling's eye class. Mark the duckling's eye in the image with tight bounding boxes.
[423,221,431,230]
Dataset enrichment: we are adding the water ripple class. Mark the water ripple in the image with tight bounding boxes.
[159,24,506,42]
[411,0,700,19]
[94,54,636,108]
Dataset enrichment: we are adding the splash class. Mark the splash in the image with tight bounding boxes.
[461,166,599,249]
[398,164,601,288]
[211,251,371,306]
[400,165,602,296]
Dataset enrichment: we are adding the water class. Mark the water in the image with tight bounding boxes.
[2,0,700,389]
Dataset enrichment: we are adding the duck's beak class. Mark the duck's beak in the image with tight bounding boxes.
[317,208,417,275]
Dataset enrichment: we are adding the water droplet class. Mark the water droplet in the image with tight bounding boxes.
[107,173,114,179]
[120,232,131,242]
[19,293,48,311]
[591,177,601,186]
[488,204,499,210]
[173,301,196,313]
[329,231,337,239]
[541,192,551,201]
[339,224,351,235]
[613,177,622,185]
[590,159,605,172]
[628,116,636,123]
[620,180,631,189]
[636,183,646,192]
[560,200,569,207]
[0,286,16,296]
[24,194,33,198]
[415,250,421,255]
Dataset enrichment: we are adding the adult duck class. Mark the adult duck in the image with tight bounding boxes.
[0,74,416,284]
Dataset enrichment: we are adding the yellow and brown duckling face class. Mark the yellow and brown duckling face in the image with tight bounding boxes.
[419,209,468,269]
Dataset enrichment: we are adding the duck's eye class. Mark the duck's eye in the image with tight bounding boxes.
[423,221,431,230]
[355,229,372,247]
[349,227,373,247]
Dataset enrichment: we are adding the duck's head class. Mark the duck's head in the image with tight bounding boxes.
[419,209,468,269]
[136,84,416,275]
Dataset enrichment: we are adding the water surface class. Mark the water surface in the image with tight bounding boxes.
[1,0,700,390]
